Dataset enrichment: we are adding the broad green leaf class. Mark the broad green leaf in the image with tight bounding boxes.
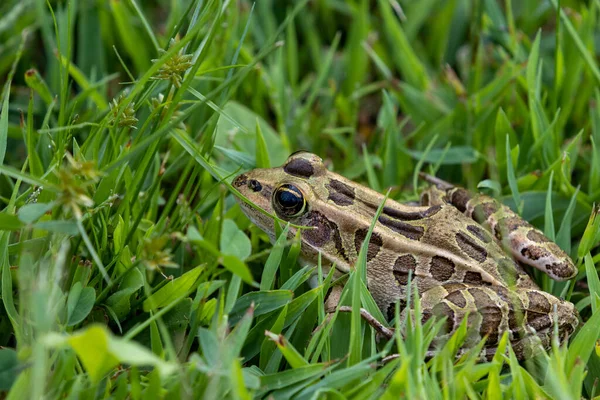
[45,325,176,383]
[220,219,251,260]
[143,266,203,311]
[67,282,96,326]
[221,255,255,285]
[230,290,293,323]
[33,220,79,235]
[0,348,18,391]
[17,203,54,224]
[0,213,23,231]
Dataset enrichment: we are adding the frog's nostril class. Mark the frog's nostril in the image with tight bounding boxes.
[233,174,248,188]
[248,179,262,192]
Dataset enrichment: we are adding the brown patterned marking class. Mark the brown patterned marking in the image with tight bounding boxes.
[445,290,467,308]
[456,232,488,262]
[387,300,407,321]
[449,188,472,212]
[464,271,491,286]
[300,211,333,247]
[432,302,455,333]
[378,215,425,240]
[283,158,314,178]
[421,192,430,205]
[527,291,552,314]
[471,201,499,223]
[393,254,417,285]
[326,179,355,206]
[467,224,492,244]
[233,173,248,188]
[527,229,551,243]
[331,224,350,263]
[480,306,503,344]
[382,205,442,221]
[520,245,551,261]
[526,312,552,332]
[430,256,456,282]
[354,228,383,261]
[547,261,575,279]
[468,287,492,306]
[387,303,396,321]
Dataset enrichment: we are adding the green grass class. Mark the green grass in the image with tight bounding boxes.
[1,0,600,398]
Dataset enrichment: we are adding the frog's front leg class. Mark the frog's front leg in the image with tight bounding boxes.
[419,174,577,281]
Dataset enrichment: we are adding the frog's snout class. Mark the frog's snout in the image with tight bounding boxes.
[233,173,248,188]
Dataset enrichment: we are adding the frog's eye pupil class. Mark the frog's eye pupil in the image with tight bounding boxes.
[273,184,306,218]
[278,190,299,207]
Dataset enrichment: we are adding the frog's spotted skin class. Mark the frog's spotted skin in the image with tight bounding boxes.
[233,152,579,360]
[445,188,578,281]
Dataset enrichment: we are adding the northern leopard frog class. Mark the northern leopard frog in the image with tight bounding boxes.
[233,151,579,359]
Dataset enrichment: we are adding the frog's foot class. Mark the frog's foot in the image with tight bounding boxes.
[419,174,578,281]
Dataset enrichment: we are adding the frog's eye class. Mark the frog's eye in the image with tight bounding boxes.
[273,184,306,218]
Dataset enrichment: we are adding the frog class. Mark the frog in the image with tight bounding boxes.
[232,151,579,360]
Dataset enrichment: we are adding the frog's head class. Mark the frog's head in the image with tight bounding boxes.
[232,152,328,241]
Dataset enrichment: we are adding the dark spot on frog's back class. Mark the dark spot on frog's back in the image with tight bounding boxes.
[326,179,355,206]
[393,254,417,285]
[431,302,455,333]
[378,215,424,240]
[430,256,455,281]
[467,224,492,244]
[382,205,442,221]
[479,306,502,344]
[456,231,487,262]
[463,271,491,286]
[354,228,383,261]
[468,287,492,306]
[445,290,466,308]
[284,158,314,178]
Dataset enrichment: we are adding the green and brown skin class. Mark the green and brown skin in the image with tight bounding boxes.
[233,151,579,360]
